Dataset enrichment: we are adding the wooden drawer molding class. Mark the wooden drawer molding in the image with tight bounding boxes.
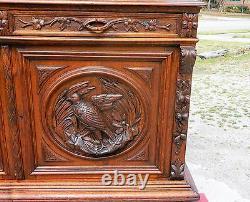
[0,11,183,37]
[170,46,196,180]
[0,11,199,38]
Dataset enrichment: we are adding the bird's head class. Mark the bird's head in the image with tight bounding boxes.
[66,93,81,104]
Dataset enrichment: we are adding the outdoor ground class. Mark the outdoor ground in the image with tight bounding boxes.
[186,12,250,202]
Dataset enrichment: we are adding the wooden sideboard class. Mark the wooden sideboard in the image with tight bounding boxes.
[0,0,204,201]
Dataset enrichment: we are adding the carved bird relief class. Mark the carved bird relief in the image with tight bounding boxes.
[65,81,122,142]
[53,78,142,157]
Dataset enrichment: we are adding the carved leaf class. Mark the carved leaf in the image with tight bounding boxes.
[37,66,64,87]
[128,145,149,161]
[170,160,185,179]
[42,143,68,162]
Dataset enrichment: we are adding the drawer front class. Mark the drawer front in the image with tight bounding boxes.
[11,45,178,179]
[9,11,181,38]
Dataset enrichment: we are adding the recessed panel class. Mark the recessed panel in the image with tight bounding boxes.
[17,46,175,178]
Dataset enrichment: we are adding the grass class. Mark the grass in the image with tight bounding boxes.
[196,39,249,54]
[199,29,250,35]
[195,51,250,72]
[190,39,250,130]
[233,33,250,39]
[200,10,250,18]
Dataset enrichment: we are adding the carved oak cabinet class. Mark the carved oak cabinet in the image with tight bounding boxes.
[0,0,204,201]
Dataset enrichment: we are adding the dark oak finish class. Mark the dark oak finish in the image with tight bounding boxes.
[0,0,204,201]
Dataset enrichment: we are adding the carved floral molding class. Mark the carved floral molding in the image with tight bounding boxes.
[19,17,171,33]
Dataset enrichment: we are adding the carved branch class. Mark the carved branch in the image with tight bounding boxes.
[19,17,172,33]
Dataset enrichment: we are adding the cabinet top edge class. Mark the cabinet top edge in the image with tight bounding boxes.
[0,0,206,7]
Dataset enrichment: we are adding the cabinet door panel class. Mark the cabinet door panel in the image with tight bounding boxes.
[15,45,178,180]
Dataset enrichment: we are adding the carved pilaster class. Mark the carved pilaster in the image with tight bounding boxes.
[0,11,8,35]
[170,46,196,180]
[1,46,25,179]
[181,13,198,38]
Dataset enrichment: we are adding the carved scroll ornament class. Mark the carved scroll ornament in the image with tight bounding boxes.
[19,17,171,33]
[51,78,143,158]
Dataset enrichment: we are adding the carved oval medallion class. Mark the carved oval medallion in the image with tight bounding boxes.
[44,70,146,158]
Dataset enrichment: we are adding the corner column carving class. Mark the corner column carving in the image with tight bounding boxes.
[1,46,25,179]
[170,46,197,180]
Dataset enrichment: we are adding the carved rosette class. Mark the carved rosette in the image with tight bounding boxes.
[181,13,198,38]
[19,17,171,33]
[45,76,145,158]
[0,11,8,35]
[1,46,24,179]
[170,46,197,180]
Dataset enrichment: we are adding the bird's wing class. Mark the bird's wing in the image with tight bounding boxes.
[76,104,106,130]
[54,90,74,134]
[91,94,123,111]
[67,81,95,98]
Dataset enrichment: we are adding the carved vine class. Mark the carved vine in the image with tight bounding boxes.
[19,17,171,33]
[0,11,8,34]
[1,46,24,179]
[171,46,196,180]
[52,78,143,157]
[181,13,198,38]
[174,78,190,155]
